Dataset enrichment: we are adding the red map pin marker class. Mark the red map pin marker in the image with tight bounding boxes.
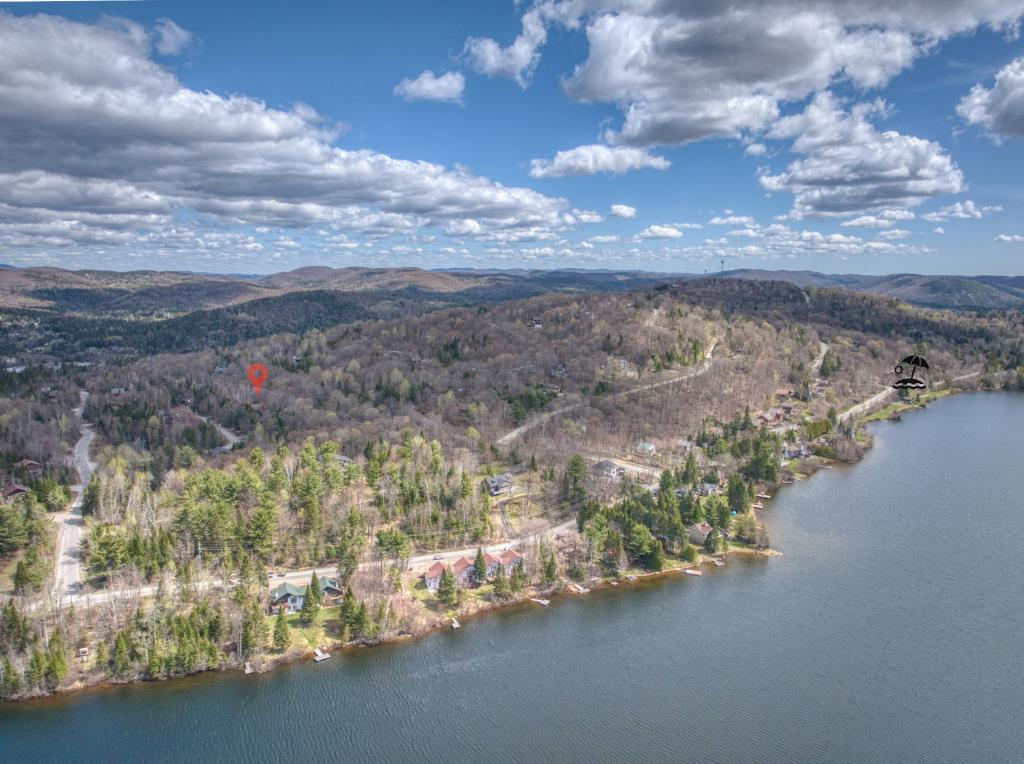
[247,363,268,396]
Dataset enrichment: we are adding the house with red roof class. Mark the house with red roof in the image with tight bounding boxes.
[498,549,523,575]
[424,561,447,591]
[451,556,476,586]
[2,484,29,503]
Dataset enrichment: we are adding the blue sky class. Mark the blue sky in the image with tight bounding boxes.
[0,0,1022,275]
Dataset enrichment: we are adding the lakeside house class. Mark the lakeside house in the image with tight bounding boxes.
[485,473,513,497]
[2,483,29,503]
[269,576,344,613]
[425,550,524,590]
[687,522,714,546]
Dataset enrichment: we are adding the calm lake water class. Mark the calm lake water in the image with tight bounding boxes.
[3,392,1024,763]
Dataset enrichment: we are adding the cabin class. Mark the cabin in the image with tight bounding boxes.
[529,317,543,329]
[2,484,28,503]
[269,583,306,613]
[452,556,476,586]
[13,459,42,479]
[318,576,344,604]
[687,522,714,546]
[635,442,657,458]
[498,549,523,575]
[423,561,447,591]
[593,460,623,480]
[485,473,513,496]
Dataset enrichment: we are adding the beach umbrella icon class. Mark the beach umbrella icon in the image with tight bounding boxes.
[892,354,929,389]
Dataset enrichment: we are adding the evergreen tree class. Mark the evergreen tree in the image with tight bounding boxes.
[510,560,527,592]
[472,547,488,587]
[27,648,47,687]
[1,656,22,698]
[273,607,290,651]
[94,642,109,672]
[341,586,358,629]
[45,632,68,685]
[298,587,319,626]
[307,572,323,608]
[437,567,458,607]
[113,631,132,676]
[354,602,370,639]
[542,549,558,585]
[492,561,511,599]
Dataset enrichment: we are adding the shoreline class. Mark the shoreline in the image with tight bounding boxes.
[1,382,993,707]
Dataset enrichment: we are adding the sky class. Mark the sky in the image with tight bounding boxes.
[0,1,1022,276]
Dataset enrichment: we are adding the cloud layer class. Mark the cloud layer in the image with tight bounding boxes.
[0,13,573,259]
[529,145,669,177]
[394,70,465,103]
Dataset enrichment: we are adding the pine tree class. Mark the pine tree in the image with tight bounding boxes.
[45,633,68,685]
[437,567,458,607]
[492,561,511,599]
[308,572,322,608]
[354,602,370,639]
[542,549,558,585]
[113,631,132,676]
[510,560,527,592]
[273,607,290,651]
[27,648,47,687]
[472,547,487,587]
[341,586,358,629]
[298,587,319,626]
[1,656,22,698]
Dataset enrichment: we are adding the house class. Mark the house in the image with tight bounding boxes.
[635,442,657,457]
[335,454,355,465]
[758,408,784,427]
[699,482,721,497]
[483,553,500,579]
[269,583,306,613]
[2,484,28,503]
[530,317,543,329]
[214,365,226,374]
[109,387,126,396]
[423,561,447,591]
[687,522,714,546]
[498,549,523,575]
[452,556,476,586]
[593,459,623,480]
[13,459,42,479]
[676,439,695,451]
[318,576,344,604]
[774,387,794,399]
[485,473,513,496]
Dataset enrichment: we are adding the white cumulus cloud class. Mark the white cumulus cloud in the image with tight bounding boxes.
[394,70,465,104]
[638,224,683,239]
[529,145,669,178]
[958,57,1024,139]
[610,204,637,219]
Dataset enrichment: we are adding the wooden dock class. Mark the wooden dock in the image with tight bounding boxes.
[684,569,703,577]
[530,598,550,607]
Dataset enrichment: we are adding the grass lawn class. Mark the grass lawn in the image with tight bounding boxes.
[265,605,343,649]
[860,388,953,424]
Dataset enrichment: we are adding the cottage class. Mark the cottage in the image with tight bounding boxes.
[483,553,500,579]
[13,459,42,479]
[485,473,513,497]
[318,576,344,604]
[687,522,714,546]
[269,583,306,613]
[699,482,721,497]
[452,556,476,586]
[2,484,28,503]
[423,561,447,591]
[635,442,657,457]
[530,317,543,329]
[593,459,623,480]
[109,387,126,396]
[498,549,523,575]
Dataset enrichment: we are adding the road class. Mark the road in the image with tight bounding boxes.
[53,391,95,596]
[199,416,242,449]
[496,338,718,446]
[812,340,828,375]
[838,369,982,424]
[45,517,580,611]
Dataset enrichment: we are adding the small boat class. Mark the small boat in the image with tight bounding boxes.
[821,464,833,469]
[684,569,703,577]
[530,598,550,607]
[313,649,330,663]
[450,617,460,629]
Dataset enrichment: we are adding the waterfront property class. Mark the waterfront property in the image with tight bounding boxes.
[423,550,524,589]
[269,576,343,612]
[687,522,713,545]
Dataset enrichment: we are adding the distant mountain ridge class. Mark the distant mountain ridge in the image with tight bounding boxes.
[1,264,1021,313]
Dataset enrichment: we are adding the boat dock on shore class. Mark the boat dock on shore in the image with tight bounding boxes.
[530,598,550,607]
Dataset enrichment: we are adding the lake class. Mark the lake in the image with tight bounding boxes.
[2,392,1023,763]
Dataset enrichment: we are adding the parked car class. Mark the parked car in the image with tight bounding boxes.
[432,554,444,560]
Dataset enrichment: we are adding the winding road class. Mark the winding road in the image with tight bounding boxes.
[496,339,718,446]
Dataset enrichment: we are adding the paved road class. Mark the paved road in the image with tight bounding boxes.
[53,391,95,596]
[496,339,718,446]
